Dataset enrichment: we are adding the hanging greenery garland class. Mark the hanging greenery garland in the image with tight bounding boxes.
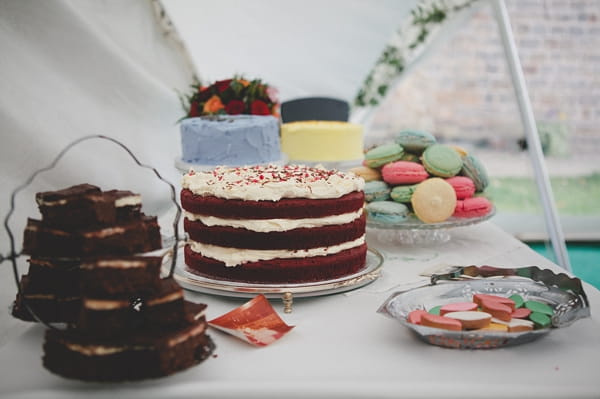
[353,0,479,108]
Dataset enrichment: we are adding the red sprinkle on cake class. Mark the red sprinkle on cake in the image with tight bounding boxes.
[181,164,367,283]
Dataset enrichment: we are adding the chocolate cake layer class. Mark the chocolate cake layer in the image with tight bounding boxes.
[181,189,365,219]
[80,256,162,296]
[36,184,142,229]
[24,258,81,295]
[106,189,143,221]
[184,243,368,283]
[43,319,215,381]
[12,276,80,323]
[22,215,161,257]
[78,278,186,335]
[184,213,366,250]
[36,184,100,203]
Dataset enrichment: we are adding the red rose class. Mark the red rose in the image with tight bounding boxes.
[188,101,200,117]
[250,100,271,115]
[225,99,245,115]
[214,79,233,93]
[197,86,212,102]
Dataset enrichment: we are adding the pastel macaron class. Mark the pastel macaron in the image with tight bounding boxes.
[363,143,404,168]
[390,184,418,203]
[394,130,437,154]
[400,152,420,162]
[381,161,429,185]
[410,178,457,223]
[445,176,476,199]
[460,154,489,192]
[365,201,409,224]
[421,144,463,178]
[363,180,391,202]
[453,196,493,218]
[349,166,382,182]
[449,145,469,157]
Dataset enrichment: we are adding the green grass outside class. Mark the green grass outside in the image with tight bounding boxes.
[486,173,600,290]
[486,173,600,215]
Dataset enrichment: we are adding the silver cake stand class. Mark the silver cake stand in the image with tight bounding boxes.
[164,246,384,313]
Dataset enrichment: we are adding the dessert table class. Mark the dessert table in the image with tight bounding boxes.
[1,221,599,398]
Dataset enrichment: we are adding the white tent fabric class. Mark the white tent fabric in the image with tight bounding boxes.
[0,0,195,231]
[0,0,197,343]
[161,0,416,104]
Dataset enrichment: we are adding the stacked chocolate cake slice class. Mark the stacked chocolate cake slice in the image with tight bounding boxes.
[11,184,214,381]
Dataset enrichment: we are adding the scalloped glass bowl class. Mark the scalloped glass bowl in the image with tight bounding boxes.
[366,208,495,245]
[378,276,590,349]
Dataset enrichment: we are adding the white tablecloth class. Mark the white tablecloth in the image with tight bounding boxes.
[1,221,599,399]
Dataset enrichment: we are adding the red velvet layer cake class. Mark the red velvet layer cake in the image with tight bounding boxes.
[181,164,367,283]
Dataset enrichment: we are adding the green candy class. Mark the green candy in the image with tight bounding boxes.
[364,144,404,168]
[529,312,552,329]
[509,294,525,308]
[524,300,554,316]
[422,144,463,177]
[428,305,442,315]
[400,152,420,162]
[390,184,417,203]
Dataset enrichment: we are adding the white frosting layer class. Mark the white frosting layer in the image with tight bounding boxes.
[81,259,147,269]
[184,208,363,232]
[65,343,132,356]
[115,194,141,207]
[188,235,365,267]
[82,227,125,238]
[181,164,364,201]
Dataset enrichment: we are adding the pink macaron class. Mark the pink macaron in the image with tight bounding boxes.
[382,161,429,185]
[446,176,476,199]
[453,197,493,218]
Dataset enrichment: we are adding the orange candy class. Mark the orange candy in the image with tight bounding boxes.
[473,294,515,311]
[420,313,462,331]
[511,308,532,319]
[480,300,512,322]
[407,309,429,325]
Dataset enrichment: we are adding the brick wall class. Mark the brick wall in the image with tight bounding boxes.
[369,0,600,156]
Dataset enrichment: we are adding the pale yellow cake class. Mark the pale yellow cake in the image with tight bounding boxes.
[281,121,364,162]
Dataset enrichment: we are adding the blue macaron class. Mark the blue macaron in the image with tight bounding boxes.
[366,201,409,224]
[460,154,489,192]
[364,180,391,202]
[394,130,437,154]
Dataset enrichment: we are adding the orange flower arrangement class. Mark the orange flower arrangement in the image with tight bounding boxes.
[181,76,279,119]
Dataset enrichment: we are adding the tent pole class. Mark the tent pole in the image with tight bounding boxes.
[491,0,571,271]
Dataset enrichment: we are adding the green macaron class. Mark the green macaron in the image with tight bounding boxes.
[395,130,437,154]
[364,180,391,202]
[460,154,489,192]
[400,152,420,162]
[390,184,418,203]
[421,144,463,177]
[365,201,409,224]
[364,143,404,168]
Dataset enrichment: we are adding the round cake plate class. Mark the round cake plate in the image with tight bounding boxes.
[168,247,384,313]
[366,207,496,245]
[174,155,288,174]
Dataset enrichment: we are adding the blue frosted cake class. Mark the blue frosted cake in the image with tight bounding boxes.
[180,115,282,167]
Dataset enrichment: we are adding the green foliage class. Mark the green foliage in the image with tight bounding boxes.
[354,0,478,108]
